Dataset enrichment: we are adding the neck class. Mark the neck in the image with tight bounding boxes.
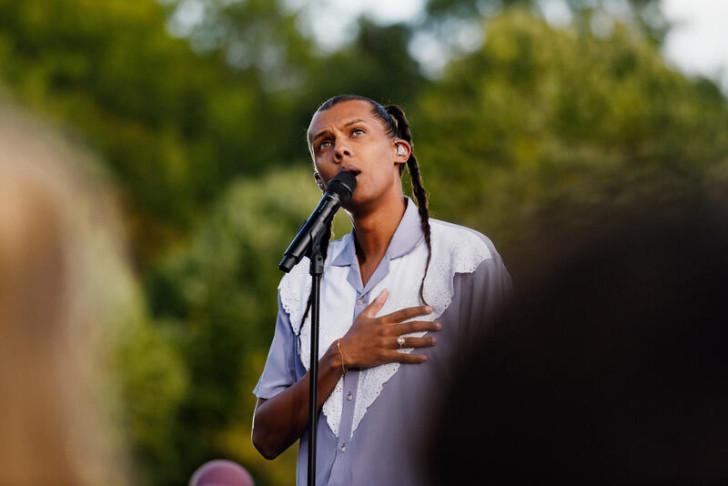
[351,193,406,264]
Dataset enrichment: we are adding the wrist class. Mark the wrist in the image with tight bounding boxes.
[327,339,349,375]
[335,339,348,375]
[324,341,346,375]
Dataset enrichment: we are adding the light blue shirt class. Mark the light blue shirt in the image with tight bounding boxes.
[254,199,512,485]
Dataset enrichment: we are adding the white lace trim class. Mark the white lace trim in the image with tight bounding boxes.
[279,221,491,438]
[279,256,312,333]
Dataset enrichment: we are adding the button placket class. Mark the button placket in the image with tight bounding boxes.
[334,369,359,459]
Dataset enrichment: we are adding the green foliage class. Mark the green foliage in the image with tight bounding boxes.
[145,167,339,485]
[0,0,316,263]
[0,0,432,266]
[303,18,429,106]
[415,10,728,257]
[2,1,728,485]
[113,312,188,485]
[0,0,210,223]
[423,0,669,51]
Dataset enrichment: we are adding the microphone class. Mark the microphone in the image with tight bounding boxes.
[278,171,357,273]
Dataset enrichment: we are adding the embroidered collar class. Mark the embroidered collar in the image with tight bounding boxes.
[330,197,424,267]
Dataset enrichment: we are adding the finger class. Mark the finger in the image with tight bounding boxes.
[391,320,442,335]
[381,304,433,323]
[364,289,389,317]
[389,335,437,349]
[385,351,429,364]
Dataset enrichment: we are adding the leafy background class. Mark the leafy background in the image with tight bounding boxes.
[1,0,726,484]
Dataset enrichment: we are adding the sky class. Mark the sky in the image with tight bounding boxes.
[662,0,728,88]
[307,0,727,89]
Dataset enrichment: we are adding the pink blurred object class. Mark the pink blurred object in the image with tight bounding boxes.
[189,460,255,486]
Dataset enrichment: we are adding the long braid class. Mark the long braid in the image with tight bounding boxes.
[385,105,432,306]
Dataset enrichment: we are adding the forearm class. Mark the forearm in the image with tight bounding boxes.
[252,343,345,459]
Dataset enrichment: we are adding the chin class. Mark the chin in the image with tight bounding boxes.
[343,192,369,211]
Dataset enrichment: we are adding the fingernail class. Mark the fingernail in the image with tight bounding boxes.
[435,322,442,330]
[425,306,433,313]
[431,337,438,344]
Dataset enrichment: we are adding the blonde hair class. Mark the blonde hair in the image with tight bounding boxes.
[0,106,130,485]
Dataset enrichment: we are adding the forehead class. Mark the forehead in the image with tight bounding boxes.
[308,100,383,138]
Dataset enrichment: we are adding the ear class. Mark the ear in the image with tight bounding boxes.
[313,172,326,192]
[393,140,412,166]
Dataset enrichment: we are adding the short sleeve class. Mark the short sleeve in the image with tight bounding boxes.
[452,235,513,343]
[477,236,512,314]
[253,293,302,399]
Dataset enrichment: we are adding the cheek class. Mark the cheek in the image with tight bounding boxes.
[314,158,335,179]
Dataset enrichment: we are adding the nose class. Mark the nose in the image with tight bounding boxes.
[333,141,351,162]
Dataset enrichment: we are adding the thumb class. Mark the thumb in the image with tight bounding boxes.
[365,288,388,316]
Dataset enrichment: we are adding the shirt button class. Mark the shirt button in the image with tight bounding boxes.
[346,392,353,401]
[340,443,347,453]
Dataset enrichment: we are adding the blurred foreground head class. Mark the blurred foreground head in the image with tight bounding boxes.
[429,194,728,485]
[0,106,129,485]
[189,459,255,486]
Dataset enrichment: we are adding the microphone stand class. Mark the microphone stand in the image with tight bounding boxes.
[307,229,325,486]
[277,171,355,486]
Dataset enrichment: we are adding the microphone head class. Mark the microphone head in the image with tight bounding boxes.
[326,171,357,203]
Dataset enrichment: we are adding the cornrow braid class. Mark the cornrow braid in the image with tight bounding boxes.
[385,104,432,306]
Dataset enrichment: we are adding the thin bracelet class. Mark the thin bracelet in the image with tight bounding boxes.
[335,339,347,375]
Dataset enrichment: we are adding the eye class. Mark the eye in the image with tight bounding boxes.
[351,127,365,136]
[317,139,333,151]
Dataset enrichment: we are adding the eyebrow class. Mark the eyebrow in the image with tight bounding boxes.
[309,118,368,143]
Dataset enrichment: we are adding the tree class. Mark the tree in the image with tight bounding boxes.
[301,18,429,107]
[424,0,668,42]
[0,0,317,264]
[414,10,728,258]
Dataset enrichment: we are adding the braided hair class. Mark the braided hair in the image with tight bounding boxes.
[383,104,432,305]
[299,95,432,332]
